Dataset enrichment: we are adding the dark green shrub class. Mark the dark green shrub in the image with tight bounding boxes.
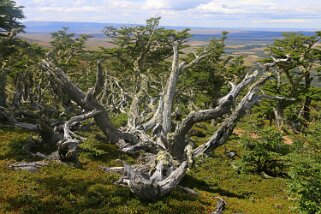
[288,154,321,214]
[287,122,321,213]
[236,127,291,176]
[304,122,321,151]
[111,113,128,128]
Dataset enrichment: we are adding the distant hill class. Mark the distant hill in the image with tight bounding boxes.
[23,21,316,46]
[24,21,192,34]
[24,21,127,34]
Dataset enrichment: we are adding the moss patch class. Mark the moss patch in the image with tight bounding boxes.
[0,125,294,213]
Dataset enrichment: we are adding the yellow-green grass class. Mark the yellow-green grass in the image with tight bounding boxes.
[0,126,294,213]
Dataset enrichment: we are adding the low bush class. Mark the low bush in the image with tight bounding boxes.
[236,127,291,176]
[288,154,321,214]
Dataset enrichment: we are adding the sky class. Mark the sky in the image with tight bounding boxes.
[14,0,321,29]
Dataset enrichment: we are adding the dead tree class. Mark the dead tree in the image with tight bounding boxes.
[41,60,138,146]
[12,72,24,107]
[41,38,290,201]
[58,109,100,162]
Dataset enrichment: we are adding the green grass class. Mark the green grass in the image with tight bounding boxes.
[0,124,295,214]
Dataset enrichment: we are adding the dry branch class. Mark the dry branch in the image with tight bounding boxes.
[41,59,137,145]
[171,70,259,159]
[9,162,49,172]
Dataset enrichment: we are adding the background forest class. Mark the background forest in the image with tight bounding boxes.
[1,0,321,213]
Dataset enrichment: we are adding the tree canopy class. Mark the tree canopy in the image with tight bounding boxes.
[0,0,24,37]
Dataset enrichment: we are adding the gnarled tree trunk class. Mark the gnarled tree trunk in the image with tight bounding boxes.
[41,60,138,145]
[12,72,24,108]
[40,42,290,201]
[0,70,8,107]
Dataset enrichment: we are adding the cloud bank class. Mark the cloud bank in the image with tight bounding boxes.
[15,0,321,29]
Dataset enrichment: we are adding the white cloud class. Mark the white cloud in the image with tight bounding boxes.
[109,0,139,9]
[38,6,102,13]
[14,0,321,29]
[192,0,321,25]
[253,19,310,24]
[143,0,211,10]
[195,0,275,15]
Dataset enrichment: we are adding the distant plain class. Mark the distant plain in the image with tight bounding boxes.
[19,22,318,83]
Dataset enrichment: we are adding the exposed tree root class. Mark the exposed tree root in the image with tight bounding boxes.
[178,185,199,196]
[212,197,227,214]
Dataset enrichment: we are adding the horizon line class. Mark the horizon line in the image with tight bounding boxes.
[23,21,319,32]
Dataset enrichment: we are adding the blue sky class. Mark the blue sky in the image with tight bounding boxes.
[15,0,321,29]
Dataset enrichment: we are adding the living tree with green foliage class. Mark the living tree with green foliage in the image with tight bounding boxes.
[8,41,44,107]
[0,0,24,37]
[179,32,247,111]
[288,122,321,213]
[237,127,291,177]
[0,1,45,108]
[101,17,192,122]
[103,17,190,80]
[47,27,94,110]
[262,32,321,130]
[50,27,92,70]
[0,0,25,107]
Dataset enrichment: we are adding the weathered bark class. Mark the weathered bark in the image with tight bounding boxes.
[0,107,14,125]
[0,70,7,107]
[123,161,188,201]
[162,42,181,135]
[98,74,129,114]
[8,162,49,172]
[128,74,149,129]
[12,72,24,108]
[273,102,284,128]
[298,73,313,125]
[58,110,100,162]
[171,71,259,159]
[84,61,105,100]
[11,71,36,108]
[35,73,49,105]
[37,120,62,146]
[162,43,209,136]
[23,71,33,103]
[0,107,59,145]
[103,53,290,200]
[0,106,64,161]
[193,74,272,157]
[212,197,227,214]
[192,56,290,157]
[301,96,312,123]
[105,149,188,200]
[141,95,164,131]
[39,42,291,201]
[178,185,198,196]
[41,59,137,145]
